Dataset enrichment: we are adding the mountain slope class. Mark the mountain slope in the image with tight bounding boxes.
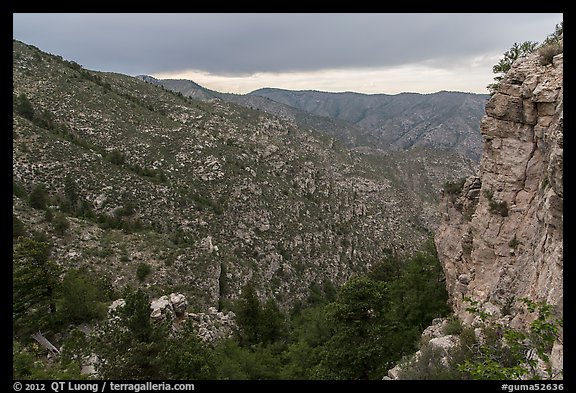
[137,75,375,147]
[13,40,476,309]
[250,88,489,161]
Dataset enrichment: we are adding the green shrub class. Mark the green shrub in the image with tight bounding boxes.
[489,199,508,217]
[29,184,49,210]
[44,208,54,223]
[14,93,34,120]
[136,263,151,282]
[443,316,463,336]
[443,178,466,195]
[107,149,125,166]
[13,214,26,238]
[459,326,477,349]
[484,189,508,217]
[53,213,70,236]
[508,234,520,249]
[13,180,28,198]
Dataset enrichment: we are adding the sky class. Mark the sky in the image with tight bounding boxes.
[13,13,563,95]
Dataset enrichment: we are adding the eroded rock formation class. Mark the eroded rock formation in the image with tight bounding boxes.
[435,51,563,374]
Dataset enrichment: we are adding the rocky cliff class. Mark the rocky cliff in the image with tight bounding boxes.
[435,51,563,373]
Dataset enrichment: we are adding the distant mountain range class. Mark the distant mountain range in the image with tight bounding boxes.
[138,76,489,161]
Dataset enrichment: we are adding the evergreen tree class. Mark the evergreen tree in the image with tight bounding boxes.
[235,281,263,347]
[13,237,60,331]
[53,213,69,236]
[13,214,26,238]
[59,269,106,324]
[64,174,79,210]
[15,93,34,120]
[488,41,538,94]
[316,276,390,379]
[28,184,49,210]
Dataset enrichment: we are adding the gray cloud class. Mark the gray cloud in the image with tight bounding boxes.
[13,13,562,76]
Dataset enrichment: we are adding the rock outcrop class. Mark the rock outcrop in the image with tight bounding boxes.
[435,51,563,374]
[149,293,236,343]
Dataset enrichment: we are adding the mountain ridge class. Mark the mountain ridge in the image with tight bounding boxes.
[141,75,488,161]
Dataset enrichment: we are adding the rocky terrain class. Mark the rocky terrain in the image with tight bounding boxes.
[139,76,488,161]
[137,75,377,148]
[437,49,563,370]
[250,88,488,161]
[12,39,476,311]
[385,46,563,379]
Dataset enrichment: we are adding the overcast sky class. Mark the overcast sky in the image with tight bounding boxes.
[13,13,563,94]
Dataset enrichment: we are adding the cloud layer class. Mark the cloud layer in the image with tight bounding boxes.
[13,13,562,93]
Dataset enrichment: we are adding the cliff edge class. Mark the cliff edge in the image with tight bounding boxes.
[435,50,563,375]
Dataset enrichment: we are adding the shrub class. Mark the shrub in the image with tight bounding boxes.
[107,149,125,166]
[484,189,509,217]
[443,316,463,336]
[15,93,34,120]
[489,199,508,217]
[29,184,49,210]
[508,234,520,249]
[136,263,151,282]
[44,208,54,223]
[13,180,28,198]
[13,214,26,238]
[443,178,466,195]
[538,42,563,65]
[457,297,562,380]
[53,213,70,236]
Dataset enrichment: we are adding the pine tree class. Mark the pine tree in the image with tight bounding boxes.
[13,237,60,330]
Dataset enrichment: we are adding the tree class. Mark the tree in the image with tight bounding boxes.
[159,320,217,379]
[28,184,49,210]
[541,21,563,47]
[63,174,79,211]
[260,298,288,346]
[13,214,26,238]
[458,298,563,380]
[15,93,34,120]
[235,281,263,347]
[13,237,60,331]
[488,41,538,94]
[59,269,106,324]
[281,305,332,379]
[53,213,69,236]
[488,22,563,94]
[316,276,390,379]
[92,288,166,379]
[123,289,153,342]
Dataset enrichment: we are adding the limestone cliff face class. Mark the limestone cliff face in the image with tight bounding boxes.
[435,52,563,366]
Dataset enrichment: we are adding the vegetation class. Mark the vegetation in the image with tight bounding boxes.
[508,234,520,249]
[484,189,509,217]
[488,22,563,94]
[12,31,562,381]
[538,22,563,65]
[443,178,466,204]
[13,236,61,333]
[458,297,562,379]
[397,297,562,380]
[443,178,466,196]
[136,263,152,282]
[12,236,453,380]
